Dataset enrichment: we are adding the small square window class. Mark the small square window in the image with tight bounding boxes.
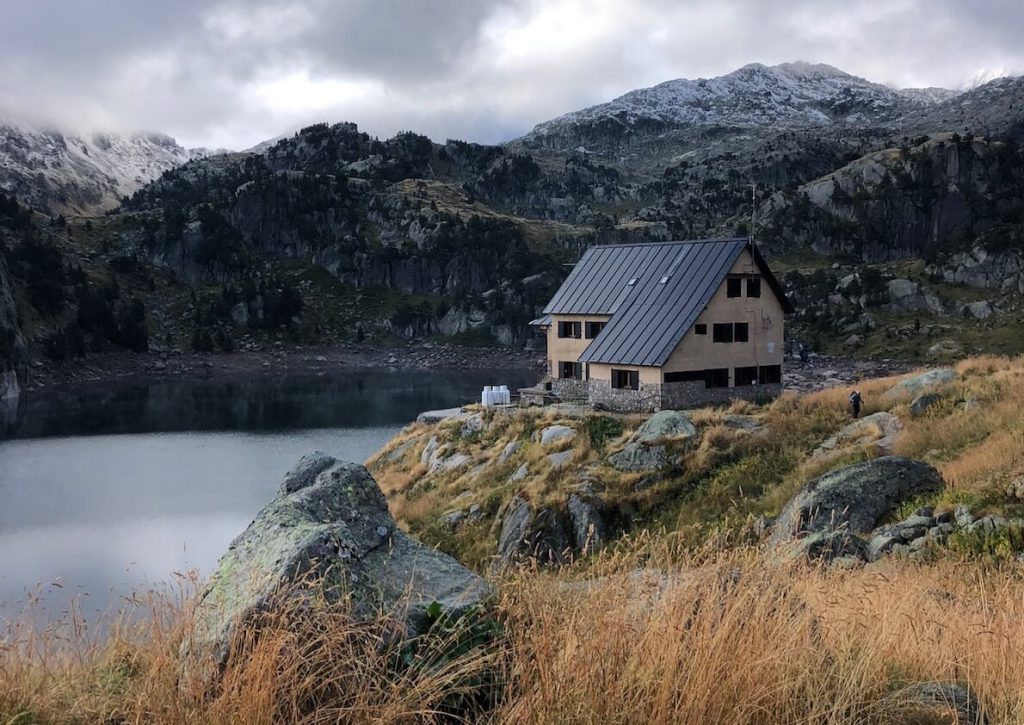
[713,323,733,343]
[695,324,707,335]
[734,323,749,342]
[611,369,639,390]
[727,277,742,298]
[747,277,761,298]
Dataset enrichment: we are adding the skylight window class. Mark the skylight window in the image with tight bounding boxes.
[659,276,669,284]
[627,277,638,286]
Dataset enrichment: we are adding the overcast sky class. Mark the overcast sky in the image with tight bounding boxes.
[1,0,1022,150]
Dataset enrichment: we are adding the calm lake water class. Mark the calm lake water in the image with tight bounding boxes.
[0,368,536,620]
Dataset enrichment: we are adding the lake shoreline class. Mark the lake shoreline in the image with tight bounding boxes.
[18,343,545,395]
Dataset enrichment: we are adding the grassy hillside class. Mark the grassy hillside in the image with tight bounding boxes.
[5,356,1024,723]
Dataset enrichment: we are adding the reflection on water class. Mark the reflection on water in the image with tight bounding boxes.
[2,368,537,440]
[0,367,536,619]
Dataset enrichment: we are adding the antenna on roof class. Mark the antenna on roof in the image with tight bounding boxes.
[749,183,757,246]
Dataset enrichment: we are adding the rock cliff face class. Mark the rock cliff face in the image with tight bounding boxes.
[0,255,24,401]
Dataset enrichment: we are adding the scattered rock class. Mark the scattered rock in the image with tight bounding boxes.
[510,463,529,482]
[723,414,762,432]
[460,413,484,437]
[420,436,439,466]
[416,407,469,424]
[539,424,576,446]
[770,457,943,546]
[497,440,521,463]
[894,681,987,725]
[184,456,490,675]
[910,393,943,417]
[844,334,864,348]
[881,369,958,404]
[813,411,902,457]
[1006,476,1024,501]
[442,509,466,527]
[434,452,472,474]
[954,504,974,528]
[567,493,610,555]
[547,450,574,469]
[384,438,416,463]
[496,495,571,566]
[928,339,963,359]
[778,530,868,564]
[961,300,993,320]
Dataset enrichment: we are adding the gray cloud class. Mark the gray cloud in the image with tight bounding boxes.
[0,0,1021,149]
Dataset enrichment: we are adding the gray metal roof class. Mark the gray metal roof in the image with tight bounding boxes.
[529,314,552,327]
[541,238,790,368]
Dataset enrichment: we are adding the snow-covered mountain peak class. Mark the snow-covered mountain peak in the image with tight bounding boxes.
[521,62,958,151]
[0,119,216,215]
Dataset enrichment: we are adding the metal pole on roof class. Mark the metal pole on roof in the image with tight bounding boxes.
[750,183,757,245]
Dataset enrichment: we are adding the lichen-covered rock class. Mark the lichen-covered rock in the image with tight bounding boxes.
[183,455,490,673]
[510,462,529,482]
[881,368,958,404]
[460,413,484,437]
[635,410,697,444]
[608,443,669,472]
[770,457,943,546]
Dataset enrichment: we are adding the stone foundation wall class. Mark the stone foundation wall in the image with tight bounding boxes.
[589,380,784,412]
[551,377,589,401]
[588,379,661,413]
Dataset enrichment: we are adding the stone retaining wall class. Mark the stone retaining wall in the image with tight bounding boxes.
[589,379,783,412]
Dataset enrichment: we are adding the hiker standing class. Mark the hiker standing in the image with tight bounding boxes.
[849,390,863,419]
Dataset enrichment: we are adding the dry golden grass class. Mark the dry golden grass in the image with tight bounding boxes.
[5,544,1024,724]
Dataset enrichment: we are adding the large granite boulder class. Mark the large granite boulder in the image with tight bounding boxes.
[607,410,696,473]
[184,453,490,671]
[881,369,958,404]
[770,457,943,546]
[608,443,670,472]
[634,410,697,444]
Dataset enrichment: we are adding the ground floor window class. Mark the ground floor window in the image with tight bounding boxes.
[611,368,639,390]
[664,370,706,384]
[559,361,583,379]
[735,366,758,386]
[707,368,729,388]
[664,368,730,388]
[759,364,782,384]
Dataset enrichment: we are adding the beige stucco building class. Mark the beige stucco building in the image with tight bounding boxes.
[529,239,793,412]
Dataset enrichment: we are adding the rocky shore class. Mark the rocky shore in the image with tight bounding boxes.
[18,342,546,394]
